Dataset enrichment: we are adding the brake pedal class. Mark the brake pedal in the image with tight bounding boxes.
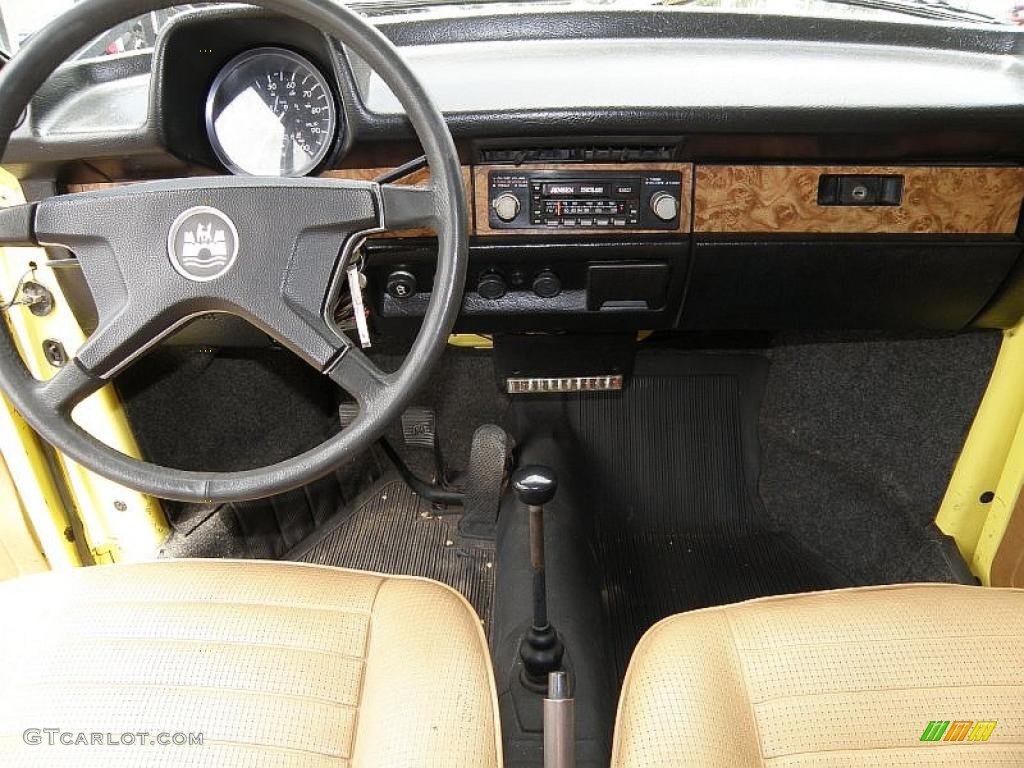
[401,406,436,449]
[339,403,438,451]
[459,424,512,540]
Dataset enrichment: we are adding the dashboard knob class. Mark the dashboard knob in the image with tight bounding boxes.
[532,269,562,299]
[385,270,417,300]
[477,271,508,300]
[492,193,521,223]
[650,192,679,222]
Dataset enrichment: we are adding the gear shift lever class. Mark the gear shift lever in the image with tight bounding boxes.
[513,465,565,691]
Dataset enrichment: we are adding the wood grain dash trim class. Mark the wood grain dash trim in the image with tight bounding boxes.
[693,165,1024,235]
[473,163,693,236]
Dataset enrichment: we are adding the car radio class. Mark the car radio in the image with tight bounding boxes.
[486,169,683,232]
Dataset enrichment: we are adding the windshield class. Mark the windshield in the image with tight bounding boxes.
[0,2,197,56]
[0,0,1018,57]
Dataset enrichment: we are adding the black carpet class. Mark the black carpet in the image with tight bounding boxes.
[759,331,998,584]
[117,347,375,558]
[288,476,496,632]
[566,354,842,679]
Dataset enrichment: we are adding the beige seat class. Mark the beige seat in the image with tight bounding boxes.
[0,559,501,768]
[613,583,1024,767]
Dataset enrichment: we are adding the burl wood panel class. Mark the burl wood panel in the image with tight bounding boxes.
[694,165,1024,235]
[473,163,693,236]
[68,165,474,238]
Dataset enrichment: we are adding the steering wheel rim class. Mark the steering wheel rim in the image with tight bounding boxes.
[0,0,468,502]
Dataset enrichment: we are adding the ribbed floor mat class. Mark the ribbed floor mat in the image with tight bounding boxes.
[288,477,496,631]
[568,354,843,680]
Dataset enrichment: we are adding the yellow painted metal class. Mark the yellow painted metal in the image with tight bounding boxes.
[448,331,655,349]
[0,435,59,580]
[0,393,83,569]
[936,323,1024,584]
[0,170,170,564]
[973,397,1024,584]
[448,333,494,349]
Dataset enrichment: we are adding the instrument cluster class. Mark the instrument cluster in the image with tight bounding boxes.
[205,47,340,177]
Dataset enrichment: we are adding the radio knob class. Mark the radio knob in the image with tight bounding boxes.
[650,192,679,222]
[492,193,521,223]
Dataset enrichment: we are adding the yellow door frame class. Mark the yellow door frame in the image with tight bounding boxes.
[937,322,1024,585]
[0,170,170,570]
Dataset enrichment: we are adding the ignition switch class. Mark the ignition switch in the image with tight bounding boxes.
[385,270,417,300]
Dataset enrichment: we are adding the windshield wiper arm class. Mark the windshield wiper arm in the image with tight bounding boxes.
[817,0,1003,24]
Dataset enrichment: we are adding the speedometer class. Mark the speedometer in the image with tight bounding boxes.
[205,48,338,177]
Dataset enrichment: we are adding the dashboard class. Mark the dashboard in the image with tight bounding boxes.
[6,4,1024,338]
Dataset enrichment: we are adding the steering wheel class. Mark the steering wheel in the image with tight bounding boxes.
[0,0,467,502]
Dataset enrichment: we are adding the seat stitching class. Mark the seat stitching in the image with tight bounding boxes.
[63,597,376,615]
[140,736,352,761]
[6,679,362,709]
[764,741,1024,761]
[733,632,1023,651]
[724,611,768,768]
[347,575,386,762]
[751,681,1024,706]
[36,635,369,662]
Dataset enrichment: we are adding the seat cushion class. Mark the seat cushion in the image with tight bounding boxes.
[612,583,1024,768]
[0,559,501,768]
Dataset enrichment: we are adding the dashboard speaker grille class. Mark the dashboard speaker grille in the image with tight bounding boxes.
[479,143,678,164]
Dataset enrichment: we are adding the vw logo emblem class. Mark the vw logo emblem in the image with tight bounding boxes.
[167,206,239,282]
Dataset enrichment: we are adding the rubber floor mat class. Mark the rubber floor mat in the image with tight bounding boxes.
[287,476,496,632]
[567,354,844,680]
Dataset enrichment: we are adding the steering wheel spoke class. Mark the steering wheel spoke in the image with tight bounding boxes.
[380,184,438,233]
[0,203,37,246]
[327,343,392,412]
[37,361,104,415]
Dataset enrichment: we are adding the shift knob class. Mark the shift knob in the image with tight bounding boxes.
[513,465,558,506]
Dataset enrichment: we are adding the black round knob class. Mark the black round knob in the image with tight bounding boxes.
[532,269,562,299]
[385,270,417,300]
[513,465,558,506]
[477,271,508,300]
